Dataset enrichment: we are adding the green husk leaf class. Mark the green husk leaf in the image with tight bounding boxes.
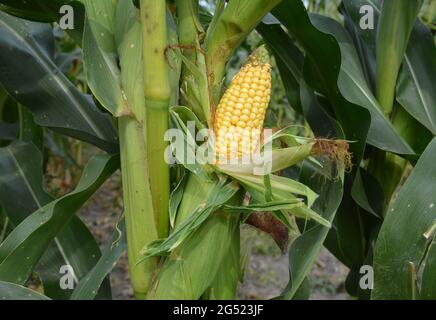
[169,170,189,228]
[148,172,241,299]
[223,199,303,214]
[140,178,239,258]
[215,142,315,176]
[264,173,273,202]
[203,222,240,300]
[226,172,318,207]
[226,172,329,227]
[169,107,211,178]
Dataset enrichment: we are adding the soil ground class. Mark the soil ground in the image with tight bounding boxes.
[79,172,349,300]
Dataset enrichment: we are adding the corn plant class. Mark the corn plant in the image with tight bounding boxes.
[0,0,435,301]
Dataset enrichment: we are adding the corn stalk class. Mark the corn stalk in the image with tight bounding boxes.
[117,0,172,299]
[118,116,157,299]
[140,0,171,238]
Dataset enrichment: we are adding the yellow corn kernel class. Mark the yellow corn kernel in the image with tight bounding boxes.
[214,46,271,160]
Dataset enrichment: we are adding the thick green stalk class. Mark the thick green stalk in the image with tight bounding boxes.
[140,0,171,238]
[204,0,281,96]
[376,0,422,116]
[116,4,162,298]
[176,0,201,53]
[119,115,158,299]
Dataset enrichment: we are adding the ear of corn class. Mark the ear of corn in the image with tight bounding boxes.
[146,48,273,299]
[214,46,271,160]
[148,44,338,301]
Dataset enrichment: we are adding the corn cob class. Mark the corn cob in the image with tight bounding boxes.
[214,46,271,160]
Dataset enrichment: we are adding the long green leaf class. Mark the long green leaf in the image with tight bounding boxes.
[300,81,343,140]
[0,207,10,243]
[0,152,119,285]
[309,14,414,155]
[0,12,118,153]
[0,141,112,299]
[71,218,126,300]
[373,137,436,299]
[301,79,369,278]
[257,23,303,114]
[343,0,436,136]
[421,237,436,299]
[397,21,436,134]
[280,160,344,299]
[18,105,43,151]
[351,168,383,218]
[0,281,50,300]
[271,0,413,155]
[0,0,85,43]
[82,0,128,116]
[225,172,330,227]
[258,19,368,167]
